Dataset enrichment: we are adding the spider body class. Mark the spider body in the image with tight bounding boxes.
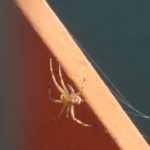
[60,93,82,104]
[48,59,91,127]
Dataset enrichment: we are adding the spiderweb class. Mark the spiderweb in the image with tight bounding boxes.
[70,32,150,143]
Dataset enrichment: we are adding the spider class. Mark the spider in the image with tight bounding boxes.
[48,58,92,127]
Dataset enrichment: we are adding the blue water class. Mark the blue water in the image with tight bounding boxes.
[48,0,150,142]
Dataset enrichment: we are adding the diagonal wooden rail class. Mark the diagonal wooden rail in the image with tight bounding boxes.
[12,0,150,149]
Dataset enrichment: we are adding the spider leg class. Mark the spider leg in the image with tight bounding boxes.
[67,84,75,93]
[70,105,92,127]
[66,105,70,118]
[57,104,67,118]
[49,98,62,104]
[78,67,86,95]
[58,65,69,94]
[51,104,67,122]
[50,59,65,94]
[48,81,62,104]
